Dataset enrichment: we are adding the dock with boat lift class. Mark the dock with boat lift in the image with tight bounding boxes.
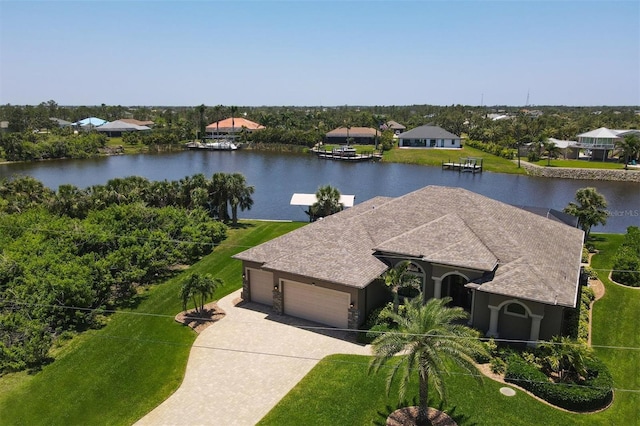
[442,157,483,173]
[311,147,382,162]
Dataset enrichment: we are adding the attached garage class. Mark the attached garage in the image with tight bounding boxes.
[247,268,273,306]
[282,280,350,328]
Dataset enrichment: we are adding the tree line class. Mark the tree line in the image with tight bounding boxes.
[2,102,638,154]
[0,173,253,373]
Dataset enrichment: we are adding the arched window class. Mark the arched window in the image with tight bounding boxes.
[504,302,528,318]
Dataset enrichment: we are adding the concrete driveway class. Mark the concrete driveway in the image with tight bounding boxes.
[136,290,371,425]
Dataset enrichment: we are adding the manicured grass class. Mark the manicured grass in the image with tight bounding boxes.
[531,159,631,170]
[383,146,527,175]
[259,233,639,425]
[0,220,304,426]
[105,136,149,154]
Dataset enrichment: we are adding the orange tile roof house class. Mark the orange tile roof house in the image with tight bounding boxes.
[233,186,585,345]
[206,117,265,140]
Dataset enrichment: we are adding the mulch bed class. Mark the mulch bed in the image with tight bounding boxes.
[174,302,226,334]
[386,407,457,426]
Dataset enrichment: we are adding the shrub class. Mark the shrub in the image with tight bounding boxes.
[505,354,613,411]
[583,266,598,280]
[490,357,507,374]
[582,247,590,263]
[527,151,540,162]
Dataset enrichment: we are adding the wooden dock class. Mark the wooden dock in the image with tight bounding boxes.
[311,148,382,162]
[442,157,483,173]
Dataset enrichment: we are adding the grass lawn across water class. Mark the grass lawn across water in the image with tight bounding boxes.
[0,220,304,426]
[259,233,639,425]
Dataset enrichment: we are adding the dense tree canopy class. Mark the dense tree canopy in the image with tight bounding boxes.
[0,173,256,373]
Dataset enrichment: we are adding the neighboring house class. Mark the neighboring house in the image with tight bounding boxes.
[119,118,155,128]
[383,120,406,135]
[325,127,380,145]
[205,117,265,140]
[0,121,8,134]
[575,127,640,161]
[95,120,151,137]
[50,118,73,128]
[546,137,579,159]
[73,117,107,130]
[397,125,461,148]
[233,186,585,345]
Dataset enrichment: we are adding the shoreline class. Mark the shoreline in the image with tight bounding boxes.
[2,148,639,183]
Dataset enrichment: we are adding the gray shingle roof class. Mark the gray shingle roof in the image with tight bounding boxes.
[398,125,460,140]
[233,186,584,307]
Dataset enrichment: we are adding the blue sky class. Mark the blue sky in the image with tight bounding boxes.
[1,0,638,106]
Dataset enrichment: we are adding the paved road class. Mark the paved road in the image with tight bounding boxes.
[136,290,371,425]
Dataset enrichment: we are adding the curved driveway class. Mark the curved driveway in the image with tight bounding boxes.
[136,290,371,425]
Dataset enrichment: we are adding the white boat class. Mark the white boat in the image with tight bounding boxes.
[186,140,238,151]
[332,145,357,157]
[204,141,238,151]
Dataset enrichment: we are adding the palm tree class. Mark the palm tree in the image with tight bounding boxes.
[542,140,561,166]
[227,173,255,226]
[308,184,343,222]
[209,172,230,221]
[370,297,486,425]
[616,133,640,169]
[539,336,593,382]
[383,261,422,314]
[563,187,608,241]
[180,273,222,313]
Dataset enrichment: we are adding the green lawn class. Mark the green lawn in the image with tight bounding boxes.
[0,220,304,426]
[260,233,639,425]
[383,146,527,175]
[105,136,150,154]
[531,159,632,170]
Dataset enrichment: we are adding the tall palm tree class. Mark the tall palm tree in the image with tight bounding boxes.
[308,184,343,221]
[209,172,230,221]
[370,297,486,425]
[227,173,254,226]
[564,187,608,241]
[542,140,561,166]
[383,261,421,313]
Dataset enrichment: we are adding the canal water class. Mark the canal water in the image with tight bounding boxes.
[1,150,638,233]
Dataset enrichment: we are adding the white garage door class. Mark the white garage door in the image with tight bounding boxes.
[283,280,350,328]
[248,268,273,306]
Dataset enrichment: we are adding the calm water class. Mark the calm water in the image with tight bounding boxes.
[1,151,638,233]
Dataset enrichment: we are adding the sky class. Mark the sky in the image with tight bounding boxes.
[0,0,639,107]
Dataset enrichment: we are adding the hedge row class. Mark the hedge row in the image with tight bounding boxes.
[464,139,515,159]
[505,355,613,411]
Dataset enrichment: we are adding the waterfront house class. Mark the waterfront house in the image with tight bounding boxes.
[575,127,640,161]
[205,117,265,141]
[325,127,380,145]
[397,125,461,148]
[95,120,152,137]
[233,186,585,345]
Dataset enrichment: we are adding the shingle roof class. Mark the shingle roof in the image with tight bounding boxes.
[398,125,460,140]
[326,127,380,138]
[96,120,151,132]
[233,186,584,307]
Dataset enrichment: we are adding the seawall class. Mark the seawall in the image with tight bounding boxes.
[521,162,640,183]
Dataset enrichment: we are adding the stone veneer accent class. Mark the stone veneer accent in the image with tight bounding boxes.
[241,276,250,301]
[348,306,360,329]
[521,161,640,182]
[273,289,283,315]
